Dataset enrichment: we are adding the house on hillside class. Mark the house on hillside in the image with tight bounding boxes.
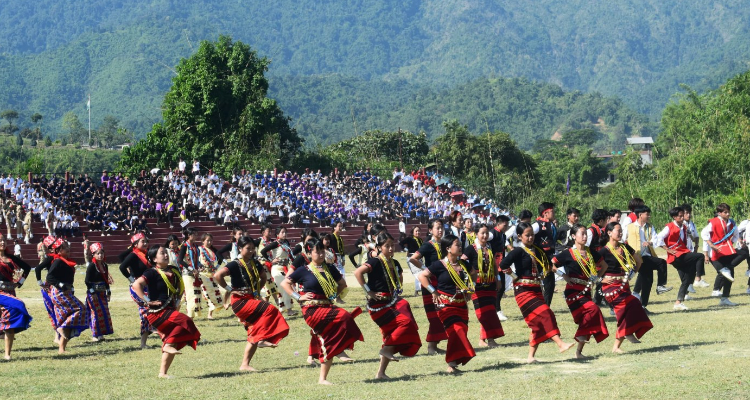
[625,137,654,165]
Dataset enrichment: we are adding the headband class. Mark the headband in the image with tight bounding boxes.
[89,242,103,254]
[131,232,146,244]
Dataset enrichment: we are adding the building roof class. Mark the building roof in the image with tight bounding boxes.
[626,137,654,145]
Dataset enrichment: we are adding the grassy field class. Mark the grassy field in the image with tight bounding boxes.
[3,252,750,399]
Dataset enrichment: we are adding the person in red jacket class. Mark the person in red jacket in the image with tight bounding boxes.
[654,207,704,311]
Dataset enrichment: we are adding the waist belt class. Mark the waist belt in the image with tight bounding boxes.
[438,294,466,304]
[301,299,332,306]
[569,278,590,286]
[0,281,16,291]
[90,283,109,293]
[516,278,541,285]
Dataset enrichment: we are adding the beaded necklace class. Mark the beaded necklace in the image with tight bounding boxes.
[606,242,635,273]
[571,247,597,279]
[155,267,184,297]
[521,244,550,277]
[430,239,442,259]
[442,258,475,294]
[474,242,495,282]
[308,263,338,301]
[238,258,262,297]
[379,254,401,294]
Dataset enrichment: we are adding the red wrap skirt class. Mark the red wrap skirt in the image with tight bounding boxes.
[367,296,421,357]
[421,275,448,343]
[436,293,475,366]
[231,293,289,345]
[514,284,560,346]
[471,283,504,340]
[146,307,201,351]
[602,277,652,339]
[303,295,364,363]
[563,282,609,343]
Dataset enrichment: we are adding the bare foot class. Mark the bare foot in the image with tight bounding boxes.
[559,342,575,353]
[487,340,499,348]
[91,337,101,342]
[374,373,391,380]
[307,356,320,367]
[223,303,231,310]
[612,348,624,354]
[257,341,278,348]
[379,349,399,362]
[625,334,641,344]
[338,355,354,362]
[4,355,11,361]
[477,340,489,348]
[527,357,538,364]
[58,349,66,355]
[427,347,446,355]
[446,362,461,373]
[239,365,257,372]
[318,380,333,385]
[574,353,590,359]
[53,338,60,345]
[158,374,173,379]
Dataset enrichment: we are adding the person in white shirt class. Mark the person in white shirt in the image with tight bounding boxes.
[178,158,186,174]
[192,159,200,175]
[701,203,740,306]
[13,240,21,256]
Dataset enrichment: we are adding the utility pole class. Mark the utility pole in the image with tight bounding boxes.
[398,128,403,170]
[87,94,91,146]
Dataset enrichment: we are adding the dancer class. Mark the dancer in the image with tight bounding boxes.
[419,234,476,372]
[178,227,203,318]
[84,242,114,341]
[654,207,703,310]
[0,236,32,360]
[681,204,708,290]
[463,223,504,348]
[119,232,155,348]
[624,206,672,312]
[532,202,558,305]
[400,226,424,296]
[551,224,609,359]
[35,235,60,344]
[701,203,740,306]
[260,226,297,316]
[214,236,289,372]
[599,222,653,353]
[407,218,449,355]
[354,232,421,379]
[488,215,510,321]
[198,233,224,319]
[132,245,201,378]
[281,238,364,385]
[45,239,89,353]
[499,222,574,363]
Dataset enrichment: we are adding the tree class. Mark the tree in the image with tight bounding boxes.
[62,112,85,145]
[120,35,302,175]
[1,109,19,135]
[96,115,120,147]
[16,133,23,147]
[561,129,601,148]
[30,113,43,140]
[44,136,52,147]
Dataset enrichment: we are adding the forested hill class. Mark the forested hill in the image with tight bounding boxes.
[1,0,748,142]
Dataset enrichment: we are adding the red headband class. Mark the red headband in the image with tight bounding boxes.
[50,238,65,250]
[43,235,56,247]
[89,242,103,254]
[540,208,553,216]
[131,233,146,243]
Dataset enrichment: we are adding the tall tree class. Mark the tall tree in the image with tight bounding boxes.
[120,35,302,175]
[1,110,19,135]
[62,112,86,145]
[31,112,43,140]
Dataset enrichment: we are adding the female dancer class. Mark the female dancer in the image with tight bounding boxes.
[551,224,609,359]
[35,235,60,344]
[399,226,423,296]
[217,226,246,263]
[260,227,296,317]
[281,238,364,385]
[354,232,421,379]
[462,223,504,348]
[132,245,201,378]
[499,222,574,363]
[46,238,89,353]
[198,233,223,319]
[418,234,476,373]
[214,236,289,372]
[407,218,448,354]
[165,234,181,268]
[85,242,114,342]
[598,222,652,353]
[119,232,155,348]
[254,225,282,308]
[178,227,203,318]
[0,236,32,360]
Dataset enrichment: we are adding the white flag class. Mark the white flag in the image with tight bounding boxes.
[87,95,90,110]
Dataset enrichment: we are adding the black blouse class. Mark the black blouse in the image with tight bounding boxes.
[46,259,77,286]
[427,259,473,295]
[399,236,423,254]
[363,257,403,293]
[224,259,265,289]
[119,252,151,280]
[34,255,53,281]
[499,246,548,279]
[0,254,31,283]
[598,244,636,275]
[552,248,603,279]
[142,266,182,305]
[85,262,111,290]
[287,264,342,296]
[463,244,496,283]
[416,240,442,268]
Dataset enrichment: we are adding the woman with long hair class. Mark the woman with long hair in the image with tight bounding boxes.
[119,232,155,349]
[598,222,652,353]
[178,227,203,318]
[214,236,290,372]
[35,235,60,344]
[0,236,32,360]
[85,242,114,342]
[551,224,609,359]
[132,245,201,378]
[399,225,424,296]
[45,238,89,353]
[198,233,224,319]
[462,223,504,348]
[418,234,476,373]
[354,232,421,379]
[407,218,448,355]
[260,226,297,317]
[499,222,574,363]
[281,238,364,385]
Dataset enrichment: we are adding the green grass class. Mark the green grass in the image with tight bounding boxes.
[3,253,750,399]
